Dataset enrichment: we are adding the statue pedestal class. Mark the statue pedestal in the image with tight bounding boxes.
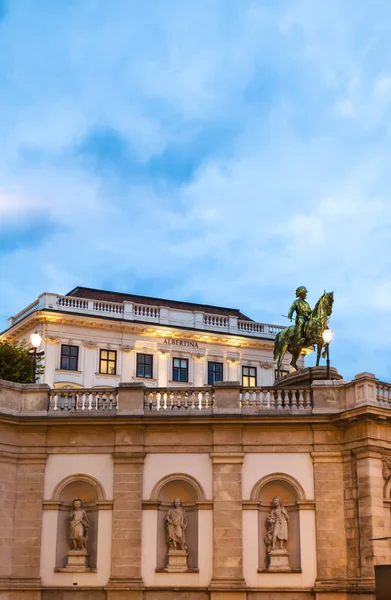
[57,549,91,573]
[268,548,290,572]
[165,548,188,572]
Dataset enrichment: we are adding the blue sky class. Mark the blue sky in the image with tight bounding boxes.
[1,0,391,380]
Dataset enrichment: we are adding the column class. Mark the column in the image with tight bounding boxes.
[11,455,47,582]
[312,452,348,588]
[210,451,245,596]
[107,452,145,598]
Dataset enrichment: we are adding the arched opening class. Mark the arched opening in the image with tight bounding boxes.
[53,475,103,571]
[252,474,303,571]
[152,474,202,571]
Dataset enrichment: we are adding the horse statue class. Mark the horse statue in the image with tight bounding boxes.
[274,291,334,378]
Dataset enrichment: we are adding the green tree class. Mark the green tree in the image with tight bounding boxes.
[0,339,43,383]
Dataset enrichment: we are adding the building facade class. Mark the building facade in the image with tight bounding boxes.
[0,287,390,600]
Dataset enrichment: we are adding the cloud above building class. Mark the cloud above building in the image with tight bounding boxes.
[1,0,391,379]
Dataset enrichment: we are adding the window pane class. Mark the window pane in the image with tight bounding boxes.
[173,368,179,381]
[174,358,180,368]
[180,370,187,382]
[145,355,152,365]
[144,365,152,378]
[137,365,144,377]
[109,351,116,360]
[70,346,78,357]
[100,361,108,374]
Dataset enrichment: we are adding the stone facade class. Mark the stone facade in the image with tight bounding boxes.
[0,372,390,600]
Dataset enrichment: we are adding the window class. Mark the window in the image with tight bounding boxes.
[242,366,257,387]
[275,369,289,379]
[208,361,223,385]
[173,358,188,382]
[137,353,153,378]
[60,345,79,371]
[99,349,117,375]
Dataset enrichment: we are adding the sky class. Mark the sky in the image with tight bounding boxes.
[1,0,391,381]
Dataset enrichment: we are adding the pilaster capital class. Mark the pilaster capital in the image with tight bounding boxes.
[210,452,245,464]
[112,452,146,464]
[311,451,343,464]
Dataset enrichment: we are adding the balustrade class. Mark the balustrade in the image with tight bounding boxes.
[133,304,160,319]
[49,388,118,411]
[203,314,229,328]
[144,388,213,411]
[240,387,312,410]
[56,296,89,309]
[238,320,264,333]
[92,300,123,314]
[376,382,391,408]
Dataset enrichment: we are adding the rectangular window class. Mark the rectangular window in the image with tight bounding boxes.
[208,361,223,385]
[99,349,117,375]
[173,357,188,382]
[242,366,257,387]
[136,353,153,378]
[60,345,79,371]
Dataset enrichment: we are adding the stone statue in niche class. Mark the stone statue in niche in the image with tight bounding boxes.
[264,496,291,572]
[69,498,89,550]
[60,498,90,571]
[165,497,189,572]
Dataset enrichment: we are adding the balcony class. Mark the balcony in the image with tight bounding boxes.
[8,292,286,339]
[1,373,391,418]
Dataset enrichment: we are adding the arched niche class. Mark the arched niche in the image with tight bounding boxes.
[53,474,104,570]
[152,474,203,571]
[252,474,303,571]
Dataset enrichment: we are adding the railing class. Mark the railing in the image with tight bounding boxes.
[57,296,89,309]
[376,382,391,408]
[133,304,160,319]
[238,320,264,334]
[240,387,312,410]
[9,298,39,324]
[204,315,229,328]
[92,301,123,314]
[144,388,214,411]
[10,293,285,339]
[49,388,118,412]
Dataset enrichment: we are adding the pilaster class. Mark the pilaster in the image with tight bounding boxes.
[209,452,245,593]
[107,452,145,596]
[312,451,348,585]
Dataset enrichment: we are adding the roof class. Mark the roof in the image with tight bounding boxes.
[67,286,253,321]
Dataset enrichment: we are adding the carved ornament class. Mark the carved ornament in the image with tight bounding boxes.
[260,361,273,369]
[382,455,391,480]
[121,345,134,353]
[83,340,97,349]
[192,353,207,362]
[44,336,60,344]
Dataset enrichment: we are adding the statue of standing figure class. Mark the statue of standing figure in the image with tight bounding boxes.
[166,497,188,550]
[68,498,89,551]
[265,496,289,551]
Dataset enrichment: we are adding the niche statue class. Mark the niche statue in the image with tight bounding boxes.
[264,496,291,572]
[165,498,189,572]
[68,498,89,550]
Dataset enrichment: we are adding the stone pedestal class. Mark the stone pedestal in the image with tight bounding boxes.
[56,549,93,573]
[268,548,290,572]
[165,548,188,572]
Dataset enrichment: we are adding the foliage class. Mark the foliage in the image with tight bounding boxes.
[0,339,44,384]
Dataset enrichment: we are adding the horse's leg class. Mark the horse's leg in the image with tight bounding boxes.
[290,347,300,371]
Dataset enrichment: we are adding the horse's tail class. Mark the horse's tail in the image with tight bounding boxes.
[273,331,281,361]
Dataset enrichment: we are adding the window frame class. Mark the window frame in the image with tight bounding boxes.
[172,357,189,383]
[60,344,79,371]
[136,353,153,379]
[242,365,257,387]
[99,349,117,375]
[207,361,224,385]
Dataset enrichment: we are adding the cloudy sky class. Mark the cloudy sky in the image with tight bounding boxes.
[1,0,391,380]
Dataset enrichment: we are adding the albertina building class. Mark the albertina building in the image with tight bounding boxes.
[0,286,390,600]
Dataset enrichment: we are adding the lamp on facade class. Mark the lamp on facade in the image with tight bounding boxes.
[30,331,42,383]
[322,328,333,380]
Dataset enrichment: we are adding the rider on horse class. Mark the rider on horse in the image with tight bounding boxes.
[287,286,312,347]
